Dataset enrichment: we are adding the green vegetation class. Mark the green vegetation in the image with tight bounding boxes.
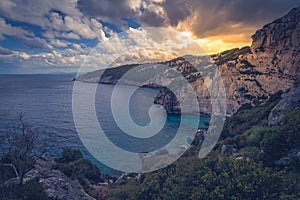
[107,153,298,200]
[212,47,251,65]
[0,113,53,185]
[240,69,263,75]
[54,149,111,192]
[221,92,300,167]
[106,91,300,200]
[0,164,16,183]
[222,92,282,139]
[0,179,52,200]
[260,109,300,165]
[0,114,53,199]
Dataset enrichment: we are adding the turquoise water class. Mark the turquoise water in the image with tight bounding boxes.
[0,75,209,176]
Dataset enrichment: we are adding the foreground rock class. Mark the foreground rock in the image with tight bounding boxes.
[24,155,95,200]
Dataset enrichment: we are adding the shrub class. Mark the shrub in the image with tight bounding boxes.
[0,179,52,200]
[56,149,83,163]
[55,149,106,190]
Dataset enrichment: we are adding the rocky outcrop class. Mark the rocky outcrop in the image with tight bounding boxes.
[274,149,300,166]
[251,6,300,54]
[24,155,95,200]
[268,83,300,126]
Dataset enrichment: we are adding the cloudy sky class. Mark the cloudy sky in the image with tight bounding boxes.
[0,0,299,74]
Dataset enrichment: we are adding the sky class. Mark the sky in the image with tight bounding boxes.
[0,0,299,74]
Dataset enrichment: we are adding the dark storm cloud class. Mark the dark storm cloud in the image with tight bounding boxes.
[139,9,166,27]
[138,0,300,38]
[225,0,299,23]
[161,0,191,26]
[189,0,300,37]
[73,0,299,38]
[77,0,139,20]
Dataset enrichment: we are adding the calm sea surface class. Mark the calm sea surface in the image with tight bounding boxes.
[0,74,209,176]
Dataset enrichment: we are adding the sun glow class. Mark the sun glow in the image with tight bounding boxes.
[195,37,251,54]
[175,30,251,54]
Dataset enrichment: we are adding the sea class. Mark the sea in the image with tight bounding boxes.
[0,74,209,176]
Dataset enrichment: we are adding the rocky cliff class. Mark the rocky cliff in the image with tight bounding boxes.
[268,83,300,126]
[154,6,300,115]
[23,155,95,200]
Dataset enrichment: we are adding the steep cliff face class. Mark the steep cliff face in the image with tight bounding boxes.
[248,6,300,82]
[251,6,300,54]
[155,6,300,116]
